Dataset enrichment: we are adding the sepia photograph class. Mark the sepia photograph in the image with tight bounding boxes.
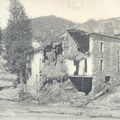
[1,0,120,119]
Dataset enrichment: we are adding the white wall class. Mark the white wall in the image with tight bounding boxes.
[65,59,76,75]
[78,57,93,76]
[79,59,84,75]
[27,41,43,95]
[87,57,93,76]
[65,57,93,76]
[77,37,93,76]
[32,41,41,49]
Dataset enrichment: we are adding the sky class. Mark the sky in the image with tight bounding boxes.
[1,0,120,28]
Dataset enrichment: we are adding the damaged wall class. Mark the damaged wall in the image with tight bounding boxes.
[62,31,79,59]
[64,59,76,75]
[61,29,120,94]
[78,56,93,76]
[65,56,93,76]
[67,29,89,53]
[90,33,120,93]
[27,41,44,95]
[62,31,93,76]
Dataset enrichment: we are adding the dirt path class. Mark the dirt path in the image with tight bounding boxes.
[0,100,120,120]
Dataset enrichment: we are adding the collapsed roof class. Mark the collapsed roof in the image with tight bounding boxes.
[67,29,89,53]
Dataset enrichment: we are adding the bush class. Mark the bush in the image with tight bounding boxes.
[38,79,88,107]
[19,91,34,102]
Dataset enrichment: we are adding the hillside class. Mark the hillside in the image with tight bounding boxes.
[32,15,76,44]
[32,16,120,45]
[77,17,120,36]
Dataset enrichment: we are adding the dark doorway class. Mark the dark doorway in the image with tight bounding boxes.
[105,76,111,83]
[69,76,92,95]
[74,60,79,75]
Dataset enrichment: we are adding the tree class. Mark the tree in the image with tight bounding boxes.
[5,0,33,85]
[0,27,2,54]
[0,27,2,44]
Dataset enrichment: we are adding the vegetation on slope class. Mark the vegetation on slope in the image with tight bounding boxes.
[78,17,120,36]
[32,15,76,44]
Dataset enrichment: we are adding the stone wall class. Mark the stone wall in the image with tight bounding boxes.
[90,33,120,92]
[62,31,120,93]
[62,31,79,59]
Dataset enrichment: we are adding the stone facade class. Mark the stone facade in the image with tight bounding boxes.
[62,29,120,93]
[62,31,79,59]
[90,33,120,91]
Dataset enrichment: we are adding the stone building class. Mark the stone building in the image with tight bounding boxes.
[61,29,120,94]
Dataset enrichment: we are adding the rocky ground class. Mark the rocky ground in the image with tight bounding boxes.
[0,81,120,120]
[87,86,120,109]
[0,55,120,119]
[0,55,18,101]
[0,99,120,120]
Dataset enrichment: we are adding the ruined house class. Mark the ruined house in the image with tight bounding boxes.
[61,29,120,94]
[43,42,63,63]
[27,40,44,95]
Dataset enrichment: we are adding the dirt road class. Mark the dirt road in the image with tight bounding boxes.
[0,100,120,120]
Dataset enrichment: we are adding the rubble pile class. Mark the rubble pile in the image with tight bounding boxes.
[38,79,88,106]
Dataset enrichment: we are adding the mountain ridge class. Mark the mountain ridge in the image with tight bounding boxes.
[77,17,120,36]
[32,15,120,44]
[31,15,76,44]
